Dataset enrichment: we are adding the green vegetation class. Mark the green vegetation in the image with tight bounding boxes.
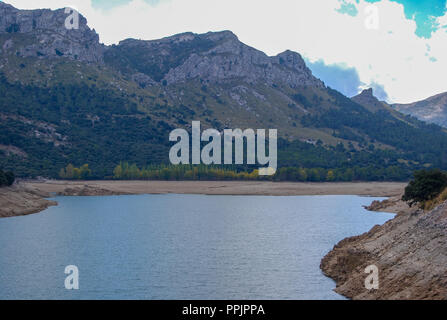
[2,56,447,182]
[402,169,447,207]
[0,74,170,178]
[113,163,260,180]
[278,138,411,181]
[59,164,92,180]
[105,37,216,82]
[422,187,447,211]
[0,169,15,187]
[4,27,447,183]
[110,163,408,182]
[301,88,447,169]
[109,163,303,182]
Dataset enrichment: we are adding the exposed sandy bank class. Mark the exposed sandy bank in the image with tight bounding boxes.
[1,180,406,219]
[364,196,410,214]
[0,183,57,218]
[23,180,407,197]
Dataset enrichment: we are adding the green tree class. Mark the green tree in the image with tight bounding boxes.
[66,164,75,179]
[402,169,447,206]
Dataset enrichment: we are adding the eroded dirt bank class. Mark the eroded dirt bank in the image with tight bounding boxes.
[321,200,447,300]
[0,183,57,218]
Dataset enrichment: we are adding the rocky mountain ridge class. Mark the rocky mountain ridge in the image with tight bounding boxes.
[394,92,447,128]
[0,2,322,89]
[0,2,104,63]
[106,30,325,89]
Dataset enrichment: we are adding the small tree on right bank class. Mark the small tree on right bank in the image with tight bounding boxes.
[402,169,447,207]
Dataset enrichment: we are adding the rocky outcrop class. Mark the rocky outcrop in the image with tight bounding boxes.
[364,196,410,213]
[352,88,389,113]
[0,2,104,63]
[0,184,57,218]
[321,201,447,300]
[57,185,130,196]
[164,32,324,88]
[106,30,324,88]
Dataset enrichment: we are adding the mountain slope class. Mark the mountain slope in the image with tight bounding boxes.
[394,92,447,128]
[2,2,447,179]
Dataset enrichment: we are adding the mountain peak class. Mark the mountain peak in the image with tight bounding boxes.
[359,88,374,97]
[203,30,238,42]
[275,50,307,72]
[0,2,15,9]
[108,30,324,88]
[0,2,104,63]
[352,88,390,112]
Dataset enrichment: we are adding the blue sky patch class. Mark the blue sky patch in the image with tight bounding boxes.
[305,59,363,97]
[337,0,359,16]
[364,0,447,38]
[92,0,163,10]
[306,58,389,101]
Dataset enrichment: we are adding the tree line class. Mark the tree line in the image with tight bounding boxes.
[112,163,260,181]
[109,163,408,182]
[59,164,92,180]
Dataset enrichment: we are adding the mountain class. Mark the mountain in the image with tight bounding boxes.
[394,92,447,128]
[352,88,390,113]
[2,2,447,180]
[0,2,103,63]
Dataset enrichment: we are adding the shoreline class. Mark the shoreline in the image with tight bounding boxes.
[320,201,447,299]
[6,179,443,300]
[0,180,406,218]
[0,184,57,218]
[23,180,407,197]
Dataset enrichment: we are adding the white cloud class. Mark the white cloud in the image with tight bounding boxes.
[5,0,447,103]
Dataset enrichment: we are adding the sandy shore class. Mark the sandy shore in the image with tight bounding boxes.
[23,180,407,197]
[0,180,406,218]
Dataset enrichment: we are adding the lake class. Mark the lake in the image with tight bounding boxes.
[0,194,393,300]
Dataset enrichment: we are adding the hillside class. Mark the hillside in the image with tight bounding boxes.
[2,2,447,179]
[394,92,447,128]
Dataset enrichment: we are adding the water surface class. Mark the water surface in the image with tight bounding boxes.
[0,194,393,299]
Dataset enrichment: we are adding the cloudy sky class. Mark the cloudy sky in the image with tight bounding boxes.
[3,0,447,103]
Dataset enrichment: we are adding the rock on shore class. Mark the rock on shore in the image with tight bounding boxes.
[0,184,57,218]
[321,201,447,300]
[363,195,410,213]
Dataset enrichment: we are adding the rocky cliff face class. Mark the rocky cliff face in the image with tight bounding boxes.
[106,30,324,88]
[0,2,104,63]
[0,2,323,89]
[394,92,447,128]
[321,202,447,300]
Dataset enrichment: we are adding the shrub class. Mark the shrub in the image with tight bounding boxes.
[0,170,15,187]
[402,169,447,207]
